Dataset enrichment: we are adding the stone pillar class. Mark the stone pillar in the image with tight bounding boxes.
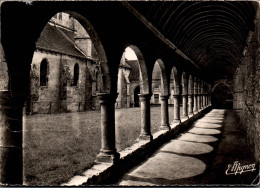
[198,94,201,110]
[188,94,193,116]
[182,94,188,119]
[160,95,170,130]
[0,91,24,184]
[205,94,208,106]
[95,93,119,163]
[138,94,153,140]
[193,94,198,113]
[202,94,206,108]
[172,94,181,123]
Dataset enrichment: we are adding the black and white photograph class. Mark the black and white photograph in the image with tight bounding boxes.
[0,0,259,186]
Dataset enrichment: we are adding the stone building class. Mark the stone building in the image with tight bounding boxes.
[27,12,103,114]
[1,1,260,185]
[116,56,174,108]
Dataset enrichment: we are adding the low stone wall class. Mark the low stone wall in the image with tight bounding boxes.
[61,105,212,186]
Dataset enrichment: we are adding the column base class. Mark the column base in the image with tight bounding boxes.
[181,115,189,119]
[139,134,153,141]
[188,113,194,118]
[160,124,170,130]
[172,119,181,124]
[95,151,120,164]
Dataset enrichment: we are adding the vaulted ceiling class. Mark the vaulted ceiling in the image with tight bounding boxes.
[129,1,256,80]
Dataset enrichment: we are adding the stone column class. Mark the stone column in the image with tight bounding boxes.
[95,93,119,163]
[172,94,181,123]
[138,94,153,140]
[160,95,170,130]
[188,94,193,116]
[205,94,208,107]
[0,91,24,184]
[202,94,206,108]
[182,94,188,119]
[193,94,198,113]
[198,94,201,111]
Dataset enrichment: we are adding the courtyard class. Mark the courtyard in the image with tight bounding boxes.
[23,106,177,185]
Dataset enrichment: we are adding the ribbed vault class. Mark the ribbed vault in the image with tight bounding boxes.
[129,1,256,81]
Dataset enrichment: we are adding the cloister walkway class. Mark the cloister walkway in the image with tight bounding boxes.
[117,109,259,186]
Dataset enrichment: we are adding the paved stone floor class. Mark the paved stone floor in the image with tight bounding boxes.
[117,109,259,186]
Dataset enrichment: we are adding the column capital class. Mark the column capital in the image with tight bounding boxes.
[160,95,169,100]
[188,94,193,97]
[138,93,152,101]
[172,94,179,98]
[97,93,118,104]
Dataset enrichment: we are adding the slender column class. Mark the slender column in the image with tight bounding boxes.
[0,91,24,184]
[160,95,170,130]
[172,94,181,123]
[202,94,205,108]
[193,94,198,113]
[138,94,153,140]
[198,94,201,110]
[188,94,193,116]
[204,94,207,106]
[182,94,188,119]
[95,93,119,163]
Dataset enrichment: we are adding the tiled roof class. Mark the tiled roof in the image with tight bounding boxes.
[36,23,87,59]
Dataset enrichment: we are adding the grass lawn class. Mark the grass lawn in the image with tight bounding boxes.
[24,106,177,185]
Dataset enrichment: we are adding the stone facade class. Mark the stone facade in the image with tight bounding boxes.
[27,12,102,114]
[233,11,260,161]
[116,59,173,108]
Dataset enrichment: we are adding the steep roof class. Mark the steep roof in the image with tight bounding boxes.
[126,60,140,81]
[36,23,87,59]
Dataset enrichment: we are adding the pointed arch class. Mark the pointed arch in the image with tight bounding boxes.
[193,77,198,95]
[212,81,233,96]
[181,72,188,95]
[188,75,194,95]
[128,45,149,94]
[65,11,110,93]
[152,59,169,96]
[170,66,180,95]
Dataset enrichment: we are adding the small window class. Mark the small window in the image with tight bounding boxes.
[73,63,79,86]
[154,94,159,104]
[40,59,48,86]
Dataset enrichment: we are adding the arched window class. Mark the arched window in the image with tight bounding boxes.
[40,59,48,86]
[73,63,79,86]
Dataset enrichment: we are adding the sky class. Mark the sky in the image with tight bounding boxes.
[124,47,138,60]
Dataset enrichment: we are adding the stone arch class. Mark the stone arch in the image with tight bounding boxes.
[170,66,180,95]
[193,77,198,95]
[152,59,169,96]
[181,72,188,95]
[62,11,110,93]
[188,75,194,95]
[128,45,149,95]
[211,82,234,109]
[211,81,233,97]
[0,43,9,91]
